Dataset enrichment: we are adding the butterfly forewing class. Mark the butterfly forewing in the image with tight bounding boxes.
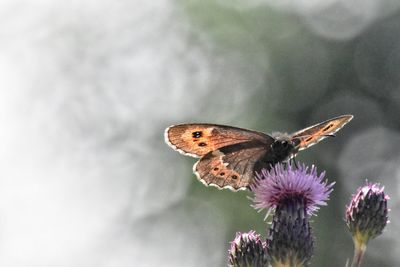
[290,115,353,150]
[165,124,274,157]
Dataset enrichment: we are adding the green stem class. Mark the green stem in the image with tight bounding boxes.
[351,238,367,267]
[271,256,304,267]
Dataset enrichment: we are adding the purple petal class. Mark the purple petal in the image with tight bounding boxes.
[251,163,334,216]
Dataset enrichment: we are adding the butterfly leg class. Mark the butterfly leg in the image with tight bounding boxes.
[291,157,299,169]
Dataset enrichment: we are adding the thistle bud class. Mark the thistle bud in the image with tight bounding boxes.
[228,231,267,267]
[346,182,389,267]
[346,182,389,244]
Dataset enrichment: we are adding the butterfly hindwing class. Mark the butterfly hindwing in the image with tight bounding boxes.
[193,141,272,191]
[165,124,274,158]
[290,115,353,150]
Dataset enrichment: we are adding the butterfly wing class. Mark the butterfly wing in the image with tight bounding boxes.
[193,140,276,191]
[290,115,353,151]
[165,124,274,158]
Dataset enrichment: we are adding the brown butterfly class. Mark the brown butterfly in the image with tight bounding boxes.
[165,115,353,191]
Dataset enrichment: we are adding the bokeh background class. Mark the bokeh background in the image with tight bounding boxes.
[0,0,399,266]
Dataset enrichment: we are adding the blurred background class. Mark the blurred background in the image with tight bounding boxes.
[0,0,399,266]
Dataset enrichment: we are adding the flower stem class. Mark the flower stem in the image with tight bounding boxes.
[351,239,367,267]
[274,262,291,267]
[273,260,303,267]
[271,255,305,267]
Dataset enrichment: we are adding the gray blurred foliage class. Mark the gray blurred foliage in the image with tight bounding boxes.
[0,0,399,266]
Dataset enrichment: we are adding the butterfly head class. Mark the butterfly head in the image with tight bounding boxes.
[271,134,301,161]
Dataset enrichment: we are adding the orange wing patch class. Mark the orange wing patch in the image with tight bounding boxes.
[165,125,221,157]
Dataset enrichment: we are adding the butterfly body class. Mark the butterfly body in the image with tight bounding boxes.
[165,115,353,191]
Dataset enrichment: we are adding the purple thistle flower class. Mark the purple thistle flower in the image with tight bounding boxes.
[346,182,389,267]
[228,231,268,267]
[249,163,333,266]
[251,163,334,216]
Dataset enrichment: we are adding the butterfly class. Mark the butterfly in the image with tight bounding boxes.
[164,115,353,191]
